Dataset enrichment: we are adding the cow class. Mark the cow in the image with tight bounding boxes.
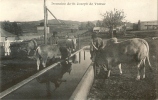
[66,36,77,53]
[36,61,72,96]
[92,37,152,80]
[18,39,37,55]
[34,44,71,70]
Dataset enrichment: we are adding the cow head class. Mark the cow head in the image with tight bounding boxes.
[18,43,28,53]
[18,40,37,55]
[60,47,71,59]
[106,37,118,47]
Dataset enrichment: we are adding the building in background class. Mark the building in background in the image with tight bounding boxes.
[134,20,158,31]
[93,27,109,33]
[0,28,16,42]
[37,24,79,34]
[37,26,50,34]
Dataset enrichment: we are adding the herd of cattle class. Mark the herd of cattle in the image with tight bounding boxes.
[90,37,153,80]
[18,38,76,70]
[10,36,153,81]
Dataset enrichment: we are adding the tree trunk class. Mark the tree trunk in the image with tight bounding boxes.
[110,26,114,38]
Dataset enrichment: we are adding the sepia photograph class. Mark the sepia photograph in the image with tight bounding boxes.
[0,0,157,99]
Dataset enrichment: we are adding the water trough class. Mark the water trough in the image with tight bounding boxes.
[0,46,94,100]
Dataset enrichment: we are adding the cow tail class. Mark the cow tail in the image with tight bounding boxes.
[32,39,38,50]
[141,39,153,71]
[146,55,152,71]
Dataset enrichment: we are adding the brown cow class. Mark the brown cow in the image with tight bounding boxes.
[18,39,37,55]
[34,44,71,70]
[66,37,77,53]
[36,61,72,88]
[92,38,152,80]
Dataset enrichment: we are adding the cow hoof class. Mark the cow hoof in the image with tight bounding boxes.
[136,76,140,80]
[119,73,122,76]
[143,75,145,79]
[136,78,140,80]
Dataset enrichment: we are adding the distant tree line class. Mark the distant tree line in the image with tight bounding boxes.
[79,21,95,32]
[96,20,102,27]
[1,21,22,36]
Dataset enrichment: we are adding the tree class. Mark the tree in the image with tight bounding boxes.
[102,9,126,37]
[1,21,12,32]
[12,22,22,36]
[96,20,102,27]
[79,22,87,30]
[1,21,22,36]
[86,21,95,32]
[40,22,44,26]
[138,20,141,31]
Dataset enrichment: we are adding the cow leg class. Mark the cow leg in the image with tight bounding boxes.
[143,66,146,79]
[37,58,40,70]
[108,70,111,77]
[118,63,122,75]
[42,60,46,68]
[136,60,143,80]
[27,50,30,55]
[142,59,146,79]
[42,57,47,68]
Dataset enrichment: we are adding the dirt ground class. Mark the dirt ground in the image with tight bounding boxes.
[87,37,158,100]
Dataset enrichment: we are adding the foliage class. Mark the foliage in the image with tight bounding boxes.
[102,9,126,37]
[86,21,95,32]
[40,22,44,26]
[138,20,141,31]
[79,22,87,30]
[1,21,22,36]
[96,20,102,27]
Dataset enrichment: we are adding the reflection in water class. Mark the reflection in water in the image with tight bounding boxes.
[70,54,78,64]
[2,50,91,99]
[36,61,72,88]
[35,50,88,97]
[36,54,79,96]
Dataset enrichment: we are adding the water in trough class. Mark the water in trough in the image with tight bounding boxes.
[2,50,91,100]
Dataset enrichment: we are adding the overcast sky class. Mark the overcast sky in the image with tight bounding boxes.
[0,0,157,23]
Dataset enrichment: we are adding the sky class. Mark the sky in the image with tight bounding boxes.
[0,0,157,23]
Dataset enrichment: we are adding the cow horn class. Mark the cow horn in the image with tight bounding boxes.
[91,41,98,50]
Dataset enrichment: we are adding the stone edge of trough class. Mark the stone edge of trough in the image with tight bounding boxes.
[69,61,94,100]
